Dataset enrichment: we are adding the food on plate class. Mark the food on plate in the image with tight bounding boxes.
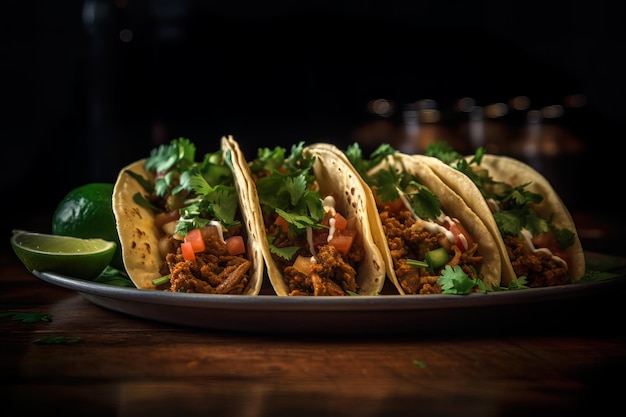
[333,143,503,295]
[230,141,385,296]
[424,142,585,286]
[111,136,264,294]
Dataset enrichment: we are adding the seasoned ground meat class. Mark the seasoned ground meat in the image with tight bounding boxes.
[156,232,252,294]
[282,245,357,296]
[380,208,484,294]
[505,236,570,287]
[266,210,362,296]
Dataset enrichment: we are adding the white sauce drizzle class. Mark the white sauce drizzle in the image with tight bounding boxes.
[520,229,568,270]
[306,226,316,256]
[327,217,336,242]
[322,195,337,243]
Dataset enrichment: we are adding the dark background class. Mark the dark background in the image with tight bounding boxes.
[3,0,625,251]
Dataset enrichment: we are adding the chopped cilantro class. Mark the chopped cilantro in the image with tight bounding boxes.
[412,359,427,368]
[0,312,52,323]
[251,142,325,240]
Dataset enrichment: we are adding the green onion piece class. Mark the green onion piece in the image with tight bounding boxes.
[151,275,171,286]
[406,259,428,269]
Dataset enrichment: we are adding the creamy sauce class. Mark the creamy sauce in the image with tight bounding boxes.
[520,229,568,269]
[327,217,336,242]
[323,195,337,243]
[323,195,336,216]
[306,227,316,256]
[406,197,466,249]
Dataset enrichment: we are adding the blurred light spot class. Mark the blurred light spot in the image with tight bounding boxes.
[419,109,440,123]
[119,29,133,43]
[563,93,587,108]
[484,102,508,118]
[115,0,128,8]
[456,97,476,113]
[510,96,530,111]
[367,99,395,118]
[541,105,563,119]
[416,99,437,110]
[527,109,542,124]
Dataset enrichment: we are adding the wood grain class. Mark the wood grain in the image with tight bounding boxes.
[2,245,625,417]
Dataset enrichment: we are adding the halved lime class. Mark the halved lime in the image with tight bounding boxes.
[10,230,117,279]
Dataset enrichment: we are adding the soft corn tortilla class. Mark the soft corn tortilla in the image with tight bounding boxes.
[423,154,585,284]
[111,137,265,294]
[303,144,502,294]
[369,153,503,293]
[225,140,386,296]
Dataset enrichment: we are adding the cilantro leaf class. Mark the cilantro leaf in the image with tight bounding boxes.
[252,146,325,235]
[345,142,396,179]
[0,312,53,323]
[437,265,480,295]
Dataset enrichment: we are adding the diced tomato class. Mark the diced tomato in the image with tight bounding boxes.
[332,212,348,231]
[532,231,572,269]
[554,250,572,270]
[444,219,473,252]
[345,216,358,230]
[184,228,205,253]
[531,231,560,254]
[274,215,290,234]
[328,229,357,256]
[181,241,196,262]
[225,235,246,255]
[375,194,405,214]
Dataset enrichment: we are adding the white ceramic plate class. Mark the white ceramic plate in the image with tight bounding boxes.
[34,252,626,335]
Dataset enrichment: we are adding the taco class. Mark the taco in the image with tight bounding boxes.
[230,141,385,296]
[424,142,585,287]
[331,143,502,295]
[112,136,265,294]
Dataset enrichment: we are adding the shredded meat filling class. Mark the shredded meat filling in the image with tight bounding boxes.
[380,208,484,295]
[156,231,251,294]
[505,236,570,287]
[268,211,362,296]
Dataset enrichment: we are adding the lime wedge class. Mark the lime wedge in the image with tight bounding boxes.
[10,230,117,279]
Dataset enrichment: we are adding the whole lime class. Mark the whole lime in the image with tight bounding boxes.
[52,183,123,270]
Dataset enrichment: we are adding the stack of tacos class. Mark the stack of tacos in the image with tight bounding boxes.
[326,143,503,295]
[424,142,585,287]
[112,136,265,294]
[227,141,386,296]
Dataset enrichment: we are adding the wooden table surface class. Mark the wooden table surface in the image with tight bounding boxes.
[2,242,626,417]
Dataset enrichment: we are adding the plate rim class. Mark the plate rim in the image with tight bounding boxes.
[33,251,626,313]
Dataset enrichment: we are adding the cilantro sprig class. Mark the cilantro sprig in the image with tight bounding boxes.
[425,141,574,250]
[252,142,325,233]
[128,137,242,237]
[345,142,443,221]
[250,142,325,259]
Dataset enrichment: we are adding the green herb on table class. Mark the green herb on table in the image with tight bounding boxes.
[0,312,52,323]
[33,335,82,345]
[412,359,427,368]
[93,266,134,287]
